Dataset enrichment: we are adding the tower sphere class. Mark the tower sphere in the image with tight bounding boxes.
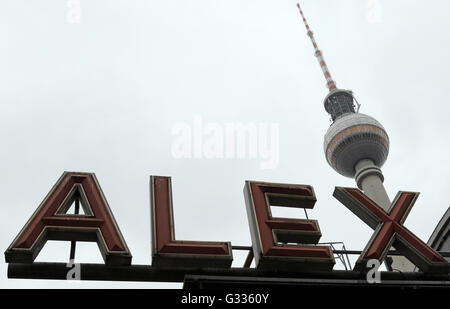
[323,113,389,178]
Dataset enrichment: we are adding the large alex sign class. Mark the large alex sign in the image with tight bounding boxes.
[4,172,450,275]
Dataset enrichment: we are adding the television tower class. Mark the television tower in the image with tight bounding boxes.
[296,3,391,209]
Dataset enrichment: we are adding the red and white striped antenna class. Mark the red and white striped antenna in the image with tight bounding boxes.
[296,2,337,92]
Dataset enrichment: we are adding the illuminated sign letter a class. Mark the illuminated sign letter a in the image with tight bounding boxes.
[150,176,233,268]
[4,172,132,265]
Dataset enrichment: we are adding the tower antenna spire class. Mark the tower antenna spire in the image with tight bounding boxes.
[296,2,336,91]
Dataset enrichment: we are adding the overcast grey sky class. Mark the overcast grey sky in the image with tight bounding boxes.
[1,0,449,288]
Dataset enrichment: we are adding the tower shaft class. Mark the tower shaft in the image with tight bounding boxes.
[355,159,391,209]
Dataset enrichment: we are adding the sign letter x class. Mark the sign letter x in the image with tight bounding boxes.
[334,187,450,274]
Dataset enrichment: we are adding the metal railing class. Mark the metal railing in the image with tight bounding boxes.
[231,244,450,269]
